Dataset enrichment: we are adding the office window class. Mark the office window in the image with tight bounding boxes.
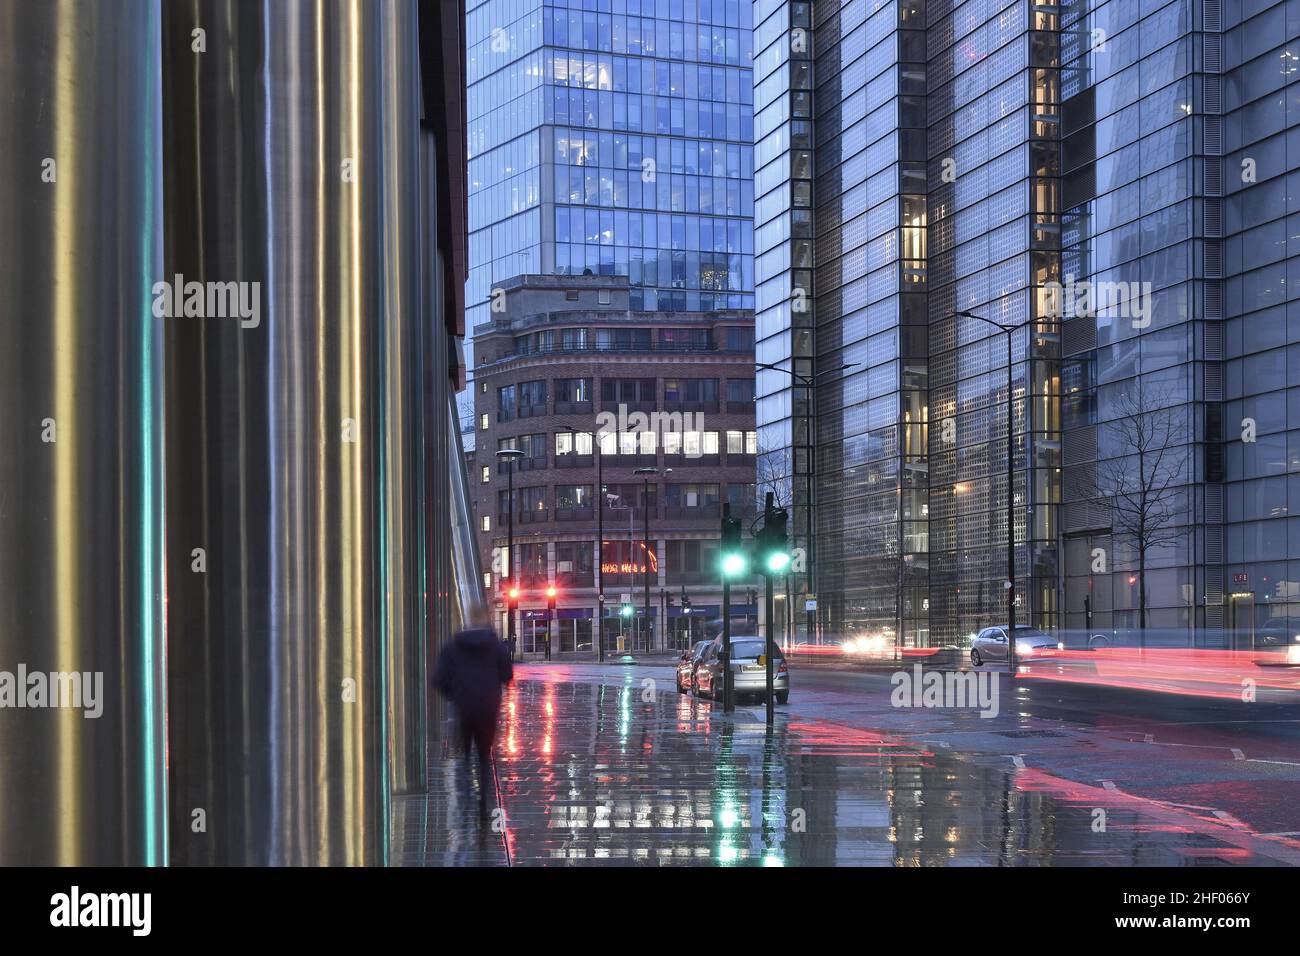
[555,484,592,509]
[481,465,490,483]
[481,516,491,532]
[726,379,755,402]
[555,377,592,403]
[664,378,717,403]
[724,326,754,350]
[555,431,594,456]
[682,430,719,455]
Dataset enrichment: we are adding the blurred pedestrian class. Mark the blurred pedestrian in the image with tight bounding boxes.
[433,618,513,822]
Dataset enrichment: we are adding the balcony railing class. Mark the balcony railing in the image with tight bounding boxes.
[499,509,549,525]
[554,506,595,521]
[555,400,593,416]
[663,503,721,520]
[663,400,719,414]
[497,456,548,474]
[517,403,548,419]
[554,453,594,469]
[663,453,720,468]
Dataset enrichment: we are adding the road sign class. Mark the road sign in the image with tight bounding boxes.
[805,599,817,612]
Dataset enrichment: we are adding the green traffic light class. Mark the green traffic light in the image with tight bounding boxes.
[620,604,633,618]
[721,552,747,577]
[765,551,791,573]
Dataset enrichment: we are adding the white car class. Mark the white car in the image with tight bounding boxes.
[969,625,1061,666]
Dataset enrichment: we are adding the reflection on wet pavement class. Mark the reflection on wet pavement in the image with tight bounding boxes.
[391,731,509,867]
[483,674,1300,866]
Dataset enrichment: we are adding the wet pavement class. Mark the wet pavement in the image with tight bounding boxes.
[394,665,1300,866]
[391,731,508,867]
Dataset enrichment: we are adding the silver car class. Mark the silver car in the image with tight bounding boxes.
[969,625,1061,666]
[695,637,789,704]
[676,640,713,694]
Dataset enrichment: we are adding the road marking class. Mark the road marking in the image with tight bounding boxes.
[1143,733,1154,743]
[1010,756,1025,769]
[1231,748,1246,760]
[1100,779,1117,791]
[1247,757,1300,767]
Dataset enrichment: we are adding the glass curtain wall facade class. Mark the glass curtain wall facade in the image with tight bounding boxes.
[759,0,1300,648]
[1060,0,1300,648]
[466,0,757,338]
[928,0,1062,644]
[756,0,1063,646]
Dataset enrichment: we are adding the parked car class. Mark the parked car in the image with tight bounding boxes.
[695,637,789,704]
[676,640,713,694]
[969,625,1061,666]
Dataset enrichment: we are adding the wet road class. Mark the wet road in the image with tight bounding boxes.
[395,662,1300,866]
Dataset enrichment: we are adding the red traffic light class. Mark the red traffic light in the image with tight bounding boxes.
[546,585,557,599]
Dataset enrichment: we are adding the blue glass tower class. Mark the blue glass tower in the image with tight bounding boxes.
[466,0,756,338]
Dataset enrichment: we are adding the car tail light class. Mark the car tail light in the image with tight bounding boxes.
[778,662,788,673]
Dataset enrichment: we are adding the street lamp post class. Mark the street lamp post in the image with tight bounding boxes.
[755,360,857,644]
[952,310,1022,675]
[496,447,526,661]
[634,465,669,652]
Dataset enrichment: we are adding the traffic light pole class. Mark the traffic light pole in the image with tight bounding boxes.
[506,455,517,661]
[765,571,775,727]
[721,503,735,713]
[597,441,604,662]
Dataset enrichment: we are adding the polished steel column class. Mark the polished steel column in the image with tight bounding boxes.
[379,6,427,798]
[162,0,423,864]
[0,0,168,866]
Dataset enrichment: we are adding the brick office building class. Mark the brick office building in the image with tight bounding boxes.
[471,274,759,654]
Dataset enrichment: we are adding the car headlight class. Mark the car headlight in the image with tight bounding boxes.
[1016,642,1033,656]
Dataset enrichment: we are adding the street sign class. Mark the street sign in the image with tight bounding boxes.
[805,599,817,612]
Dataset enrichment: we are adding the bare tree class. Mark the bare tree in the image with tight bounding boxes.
[753,438,792,515]
[1084,385,1187,640]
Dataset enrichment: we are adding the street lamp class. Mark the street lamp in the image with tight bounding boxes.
[754,360,858,644]
[951,310,1024,675]
[496,446,526,661]
[633,465,669,651]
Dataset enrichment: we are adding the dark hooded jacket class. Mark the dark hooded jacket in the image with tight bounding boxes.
[433,627,514,721]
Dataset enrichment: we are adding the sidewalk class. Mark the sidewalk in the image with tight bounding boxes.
[389,726,509,867]
[394,668,1298,866]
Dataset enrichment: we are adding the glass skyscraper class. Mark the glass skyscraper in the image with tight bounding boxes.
[758,0,1300,650]
[465,0,757,339]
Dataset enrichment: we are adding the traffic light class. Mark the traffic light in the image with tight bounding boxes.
[757,504,790,576]
[620,603,633,619]
[546,583,558,612]
[720,511,747,578]
[507,584,520,610]
[680,586,691,612]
